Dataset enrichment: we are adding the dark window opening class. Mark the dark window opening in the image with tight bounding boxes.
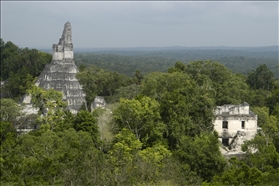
[222,121,228,129]
[222,138,229,146]
[241,121,245,129]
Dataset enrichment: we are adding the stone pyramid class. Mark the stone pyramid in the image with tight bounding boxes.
[22,22,86,114]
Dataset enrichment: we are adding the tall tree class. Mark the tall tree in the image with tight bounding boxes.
[184,60,249,105]
[73,110,100,145]
[1,40,51,99]
[141,71,215,149]
[27,85,68,131]
[247,64,274,91]
[113,96,165,147]
[175,131,226,181]
[76,65,132,105]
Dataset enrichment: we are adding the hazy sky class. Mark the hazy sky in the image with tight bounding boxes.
[1,1,278,48]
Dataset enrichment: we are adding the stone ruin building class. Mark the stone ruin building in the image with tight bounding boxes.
[22,21,86,114]
[213,102,259,155]
[91,96,106,111]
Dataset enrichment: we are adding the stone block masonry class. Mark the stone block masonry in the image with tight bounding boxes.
[22,22,86,114]
[213,102,258,154]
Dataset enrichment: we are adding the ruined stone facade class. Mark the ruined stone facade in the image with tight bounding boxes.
[214,102,258,152]
[22,22,86,114]
[52,22,74,61]
[91,96,106,111]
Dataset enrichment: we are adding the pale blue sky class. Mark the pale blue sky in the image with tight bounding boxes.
[1,1,278,48]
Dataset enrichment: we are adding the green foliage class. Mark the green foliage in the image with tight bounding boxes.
[114,84,141,101]
[27,86,67,112]
[252,107,278,134]
[0,98,22,124]
[1,39,51,99]
[108,128,185,185]
[109,128,142,185]
[242,134,279,172]
[141,71,215,149]
[184,60,249,105]
[92,105,116,152]
[113,96,165,147]
[0,121,17,180]
[73,110,100,145]
[210,157,265,186]
[76,65,132,105]
[2,39,279,185]
[158,157,202,185]
[251,106,279,154]
[74,48,278,78]
[175,131,226,181]
[135,70,144,85]
[0,129,104,185]
[266,85,279,113]
[245,89,269,107]
[134,144,172,184]
[110,128,142,163]
[74,53,176,77]
[27,85,68,131]
[247,64,274,91]
[0,121,17,145]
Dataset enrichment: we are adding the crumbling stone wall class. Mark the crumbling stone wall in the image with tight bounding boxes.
[214,102,258,153]
[22,22,86,114]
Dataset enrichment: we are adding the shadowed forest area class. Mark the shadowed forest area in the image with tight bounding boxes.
[1,39,279,185]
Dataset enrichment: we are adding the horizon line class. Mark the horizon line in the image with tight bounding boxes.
[33,45,279,50]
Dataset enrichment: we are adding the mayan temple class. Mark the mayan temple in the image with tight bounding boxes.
[22,22,86,114]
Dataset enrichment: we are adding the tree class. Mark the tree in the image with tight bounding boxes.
[137,144,172,182]
[1,128,104,185]
[76,65,132,105]
[135,70,144,85]
[73,110,100,145]
[27,85,68,131]
[114,84,141,101]
[0,121,17,181]
[252,107,278,136]
[209,157,265,186]
[168,61,186,73]
[109,128,142,185]
[184,60,249,105]
[175,131,226,181]
[1,40,51,99]
[141,71,215,149]
[266,86,279,113]
[242,134,279,172]
[0,98,22,125]
[113,96,165,147]
[247,64,274,91]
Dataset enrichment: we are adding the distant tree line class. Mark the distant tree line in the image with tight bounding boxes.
[74,48,278,78]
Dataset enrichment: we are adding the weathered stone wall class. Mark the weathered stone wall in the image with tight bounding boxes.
[214,115,258,143]
[213,102,258,151]
[52,22,74,61]
[22,21,86,114]
[215,102,250,115]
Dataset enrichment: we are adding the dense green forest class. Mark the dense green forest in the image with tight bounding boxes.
[1,39,279,185]
[74,47,278,77]
[0,39,52,101]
